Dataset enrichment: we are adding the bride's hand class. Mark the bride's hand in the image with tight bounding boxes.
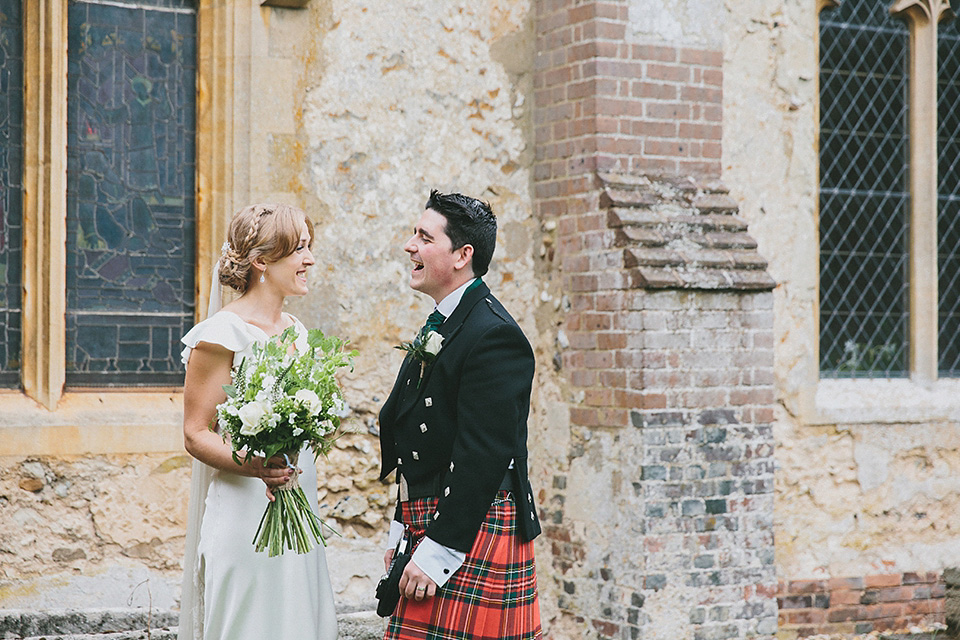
[253,455,298,502]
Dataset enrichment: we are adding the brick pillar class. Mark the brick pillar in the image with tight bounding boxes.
[534,3,777,639]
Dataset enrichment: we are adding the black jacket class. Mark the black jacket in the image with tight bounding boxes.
[378,281,541,552]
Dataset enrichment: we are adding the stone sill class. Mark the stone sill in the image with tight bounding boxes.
[811,378,960,425]
[0,391,184,456]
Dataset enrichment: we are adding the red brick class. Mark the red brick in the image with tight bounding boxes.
[646,63,691,83]
[584,388,614,407]
[597,332,627,350]
[826,607,863,623]
[596,20,626,40]
[786,610,827,625]
[829,589,862,606]
[599,370,626,387]
[904,598,943,615]
[645,140,689,158]
[570,406,599,427]
[865,574,903,588]
[598,407,629,427]
[678,48,723,67]
[570,369,597,387]
[646,102,692,120]
[630,44,678,62]
[614,389,645,409]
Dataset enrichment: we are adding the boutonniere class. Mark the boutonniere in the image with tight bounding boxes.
[395,330,444,386]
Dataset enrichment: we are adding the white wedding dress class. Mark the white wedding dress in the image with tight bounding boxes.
[178,311,338,640]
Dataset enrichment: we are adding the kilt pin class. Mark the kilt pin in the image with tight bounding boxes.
[379,281,542,640]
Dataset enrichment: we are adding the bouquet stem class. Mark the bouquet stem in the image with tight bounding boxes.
[252,452,329,556]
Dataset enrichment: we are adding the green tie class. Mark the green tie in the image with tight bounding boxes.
[423,309,445,334]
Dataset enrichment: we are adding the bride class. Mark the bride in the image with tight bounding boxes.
[178,203,338,640]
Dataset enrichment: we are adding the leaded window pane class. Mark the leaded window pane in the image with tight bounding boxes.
[66,0,196,387]
[0,0,23,388]
[819,0,909,377]
[937,10,960,375]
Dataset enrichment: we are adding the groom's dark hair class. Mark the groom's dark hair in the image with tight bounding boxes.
[426,189,497,277]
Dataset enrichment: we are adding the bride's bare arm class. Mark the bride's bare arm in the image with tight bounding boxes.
[183,341,292,497]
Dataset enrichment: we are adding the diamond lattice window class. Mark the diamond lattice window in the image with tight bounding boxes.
[819,0,910,377]
[0,0,22,388]
[936,14,960,375]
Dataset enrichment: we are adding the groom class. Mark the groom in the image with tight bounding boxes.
[378,190,542,638]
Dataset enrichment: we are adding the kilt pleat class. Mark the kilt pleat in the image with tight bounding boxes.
[385,491,543,640]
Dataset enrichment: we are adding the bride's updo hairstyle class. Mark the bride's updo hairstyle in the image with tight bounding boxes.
[218,203,314,293]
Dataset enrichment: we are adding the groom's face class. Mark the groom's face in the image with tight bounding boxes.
[404,209,464,302]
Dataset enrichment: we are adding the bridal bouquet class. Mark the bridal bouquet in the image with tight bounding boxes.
[216,326,356,556]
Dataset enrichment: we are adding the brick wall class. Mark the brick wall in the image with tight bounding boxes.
[534,0,723,222]
[533,3,778,639]
[777,573,945,637]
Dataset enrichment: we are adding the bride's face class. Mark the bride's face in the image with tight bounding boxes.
[265,220,315,297]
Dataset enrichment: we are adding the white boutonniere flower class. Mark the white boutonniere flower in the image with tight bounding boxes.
[395,329,445,387]
[423,331,444,357]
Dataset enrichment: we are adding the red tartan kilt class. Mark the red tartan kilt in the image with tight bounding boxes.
[385,491,543,640]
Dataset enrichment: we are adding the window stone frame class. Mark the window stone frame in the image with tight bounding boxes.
[2,0,263,455]
[809,0,956,425]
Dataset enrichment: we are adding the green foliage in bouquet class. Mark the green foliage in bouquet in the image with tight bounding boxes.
[216,326,357,556]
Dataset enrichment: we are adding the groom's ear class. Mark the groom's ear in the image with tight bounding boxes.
[453,244,474,272]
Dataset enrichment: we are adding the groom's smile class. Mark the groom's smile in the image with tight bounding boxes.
[404,209,471,304]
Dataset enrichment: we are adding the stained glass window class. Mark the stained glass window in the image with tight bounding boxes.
[819,0,909,377]
[0,0,23,388]
[66,0,196,387]
[937,11,960,376]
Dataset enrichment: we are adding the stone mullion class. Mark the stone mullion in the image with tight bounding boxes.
[813,0,840,401]
[22,0,67,410]
[891,0,951,383]
[196,1,253,319]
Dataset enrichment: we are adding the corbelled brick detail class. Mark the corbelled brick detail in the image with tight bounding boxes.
[777,573,946,637]
[601,172,776,292]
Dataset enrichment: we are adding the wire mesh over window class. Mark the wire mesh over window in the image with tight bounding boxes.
[0,0,23,388]
[937,12,960,376]
[65,0,196,387]
[819,0,909,377]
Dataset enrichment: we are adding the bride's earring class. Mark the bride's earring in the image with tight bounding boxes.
[260,270,266,284]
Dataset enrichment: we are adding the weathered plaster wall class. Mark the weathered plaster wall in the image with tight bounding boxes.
[721,0,960,582]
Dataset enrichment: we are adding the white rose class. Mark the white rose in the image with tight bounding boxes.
[295,389,323,415]
[424,331,444,356]
[238,401,269,436]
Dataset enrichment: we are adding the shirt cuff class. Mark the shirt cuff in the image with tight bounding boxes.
[387,519,404,550]
[411,536,466,588]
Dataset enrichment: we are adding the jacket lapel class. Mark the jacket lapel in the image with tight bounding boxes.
[393,281,490,420]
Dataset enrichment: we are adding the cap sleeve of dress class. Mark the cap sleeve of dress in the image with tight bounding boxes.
[180,312,259,365]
